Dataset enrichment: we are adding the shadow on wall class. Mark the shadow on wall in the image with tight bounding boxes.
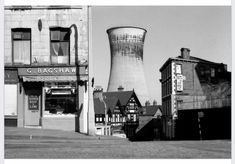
[129,118,162,141]
[75,103,83,132]
[175,108,231,140]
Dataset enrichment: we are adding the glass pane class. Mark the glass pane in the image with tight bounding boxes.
[22,32,31,40]
[60,30,70,41]
[50,42,69,64]
[50,30,60,41]
[13,32,22,39]
[13,41,30,64]
[50,42,60,56]
[45,94,76,114]
[60,42,69,56]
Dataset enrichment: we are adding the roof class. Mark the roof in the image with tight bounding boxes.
[93,95,121,114]
[103,90,141,106]
[140,105,162,116]
[177,55,221,64]
[160,55,225,72]
[104,97,120,112]
[93,98,105,114]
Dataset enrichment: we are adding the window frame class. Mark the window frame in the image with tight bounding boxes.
[11,28,32,65]
[49,27,70,65]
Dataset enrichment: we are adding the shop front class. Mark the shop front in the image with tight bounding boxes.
[17,66,87,131]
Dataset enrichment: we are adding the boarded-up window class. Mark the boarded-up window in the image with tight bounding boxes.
[50,27,70,64]
[12,29,31,64]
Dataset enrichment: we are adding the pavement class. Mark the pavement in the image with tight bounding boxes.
[4,127,231,159]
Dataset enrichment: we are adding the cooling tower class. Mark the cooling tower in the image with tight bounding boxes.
[107,26,150,105]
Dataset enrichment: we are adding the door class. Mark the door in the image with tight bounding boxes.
[24,92,41,126]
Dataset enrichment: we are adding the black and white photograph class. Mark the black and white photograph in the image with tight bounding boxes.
[1,0,232,162]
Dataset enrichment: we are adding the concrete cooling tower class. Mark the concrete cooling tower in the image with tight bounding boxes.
[107,26,150,105]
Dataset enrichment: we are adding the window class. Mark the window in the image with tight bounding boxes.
[50,27,70,65]
[96,116,99,122]
[12,28,31,64]
[133,114,136,122]
[211,68,215,77]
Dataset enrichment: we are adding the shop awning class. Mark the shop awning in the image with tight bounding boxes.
[22,76,77,82]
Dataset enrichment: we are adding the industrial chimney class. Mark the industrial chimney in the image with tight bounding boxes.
[106,26,150,105]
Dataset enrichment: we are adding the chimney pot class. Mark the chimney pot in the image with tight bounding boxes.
[181,48,190,59]
[117,85,124,91]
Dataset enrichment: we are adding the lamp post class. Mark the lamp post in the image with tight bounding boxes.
[100,95,108,135]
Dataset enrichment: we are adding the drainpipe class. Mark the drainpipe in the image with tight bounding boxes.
[87,6,95,136]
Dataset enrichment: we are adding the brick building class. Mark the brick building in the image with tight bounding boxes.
[159,48,231,140]
[4,6,92,133]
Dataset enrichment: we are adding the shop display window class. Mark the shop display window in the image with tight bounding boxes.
[45,82,77,115]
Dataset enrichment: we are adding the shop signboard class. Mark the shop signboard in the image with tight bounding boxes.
[28,95,39,110]
[176,74,185,91]
[18,67,77,76]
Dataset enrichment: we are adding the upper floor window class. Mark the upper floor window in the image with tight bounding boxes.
[50,27,70,65]
[12,28,31,65]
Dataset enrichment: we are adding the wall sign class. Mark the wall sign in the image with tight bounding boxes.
[176,79,183,91]
[28,95,39,110]
[18,67,77,76]
[175,74,186,91]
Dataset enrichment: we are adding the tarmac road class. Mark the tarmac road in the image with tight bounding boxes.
[4,127,231,159]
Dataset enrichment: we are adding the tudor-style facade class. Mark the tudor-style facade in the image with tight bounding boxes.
[93,87,142,137]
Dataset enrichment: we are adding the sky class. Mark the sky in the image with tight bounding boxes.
[92,6,231,105]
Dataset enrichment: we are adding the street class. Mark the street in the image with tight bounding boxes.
[4,127,231,159]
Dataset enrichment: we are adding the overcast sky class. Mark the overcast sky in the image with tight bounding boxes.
[92,6,231,104]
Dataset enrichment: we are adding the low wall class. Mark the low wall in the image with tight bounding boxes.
[41,116,77,131]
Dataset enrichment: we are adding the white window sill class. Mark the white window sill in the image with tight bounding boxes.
[43,114,76,118]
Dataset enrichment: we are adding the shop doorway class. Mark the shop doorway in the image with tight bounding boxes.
[24,83,43,126]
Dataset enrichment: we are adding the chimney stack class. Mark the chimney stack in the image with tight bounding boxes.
[181,48,190,59]
[117,85,124,91]
[153,100,157,106]
[145,100,150,107]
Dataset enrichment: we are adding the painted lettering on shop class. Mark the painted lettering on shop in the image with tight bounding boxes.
[18,67,77,76]
[37,68,76,74]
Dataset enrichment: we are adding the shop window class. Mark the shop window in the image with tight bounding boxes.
[12,28,31,65]
[45,87,77,115]
[50,27,70,65]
